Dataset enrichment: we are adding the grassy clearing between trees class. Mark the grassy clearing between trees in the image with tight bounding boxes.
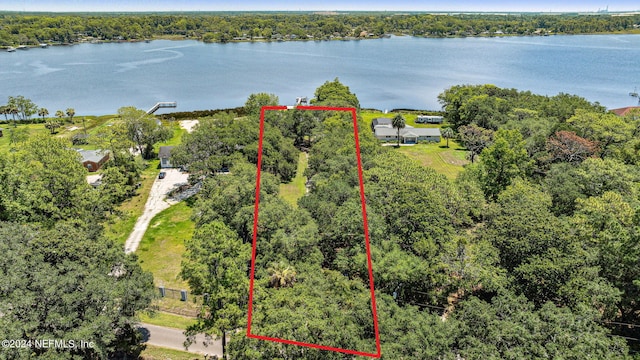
[278,151,308,207]
[139,344,199,360]
[136,201,201,322]
[137,201,195,289]
[139,311,196,330]
[395,140,469,179]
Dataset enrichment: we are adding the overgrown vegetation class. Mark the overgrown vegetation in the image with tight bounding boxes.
[175,80,640,358]
[0,135,155,359]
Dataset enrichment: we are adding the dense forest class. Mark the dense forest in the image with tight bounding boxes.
[1,12,639,46]
[173,80,640,359]
[0,107,177,358]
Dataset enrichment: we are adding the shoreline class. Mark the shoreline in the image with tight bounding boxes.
[3,30,640,50]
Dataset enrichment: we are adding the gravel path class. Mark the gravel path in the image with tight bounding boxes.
[124,168,189,254]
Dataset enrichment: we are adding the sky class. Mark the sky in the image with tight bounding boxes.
[0,0,638,13]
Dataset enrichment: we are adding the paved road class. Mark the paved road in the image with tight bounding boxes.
[139,323,223,357]
[124,168,189,253]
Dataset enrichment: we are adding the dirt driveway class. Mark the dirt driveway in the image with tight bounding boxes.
[124,168,189,254]
[179,120,199,133]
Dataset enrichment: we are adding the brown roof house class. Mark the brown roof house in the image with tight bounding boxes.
[610,106,640,117]
[76,149,109,172]
[158,146,175,168]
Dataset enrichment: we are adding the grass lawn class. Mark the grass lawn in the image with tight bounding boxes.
[395,140,469,179]
[135,201,201,319]
[0,115,117,152]
[278,151,308,207]
[103,158,162,244]
[139,344,201,360]
[157,122,186,147]
[136,201,195,290]
[0,122,52,152]
[139,311,196,330]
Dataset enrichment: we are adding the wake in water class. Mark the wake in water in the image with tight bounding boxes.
[115,45,188,73]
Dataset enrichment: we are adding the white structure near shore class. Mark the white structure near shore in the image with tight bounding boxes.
[374,126,441,144]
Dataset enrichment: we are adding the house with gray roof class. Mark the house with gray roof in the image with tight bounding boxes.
[76,149,109,172]
[158,146,175,168]
[371,117,393,131]
[374,126,441,144]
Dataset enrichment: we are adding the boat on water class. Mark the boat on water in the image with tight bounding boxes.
[6,47,16,52]
[17,45,28,50]
[40,43,49,48]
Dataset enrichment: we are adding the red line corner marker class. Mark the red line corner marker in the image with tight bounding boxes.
[246,106,381,358]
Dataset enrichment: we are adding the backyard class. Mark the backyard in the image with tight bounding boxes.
[395,141,469,179]
[361,111,469,179]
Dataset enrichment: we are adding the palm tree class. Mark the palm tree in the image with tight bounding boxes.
[8,105,18,127]
[66,108,75,123]
[45,118,61,135]
[267,262,297,289]
[55,110,65,121]
[38,107,49,122]
[391,114,406,147]
[0,106,7,122]
[441,127,455,148]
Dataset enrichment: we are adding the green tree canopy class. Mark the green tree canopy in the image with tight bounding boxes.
[119,106,172,159]
[244,92,279,117]
[181,221,251,359]
[0,135,109,224]
[0,221,154,359]
[7,95,37,122]
[310,78,360,109]
[478,128,533,200]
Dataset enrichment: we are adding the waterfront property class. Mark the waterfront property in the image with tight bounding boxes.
[374,126,441,144]
[371,117,393,131]
[76,149,109,172]
[415,115,444,124]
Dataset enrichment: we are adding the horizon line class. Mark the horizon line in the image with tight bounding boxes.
[2,9,640,14]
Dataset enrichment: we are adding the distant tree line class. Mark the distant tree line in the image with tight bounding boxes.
[0,12,639,46]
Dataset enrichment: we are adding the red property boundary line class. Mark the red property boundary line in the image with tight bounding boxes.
[246,105,381,358]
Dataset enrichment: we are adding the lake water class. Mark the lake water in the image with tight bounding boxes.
[1,35,639,115]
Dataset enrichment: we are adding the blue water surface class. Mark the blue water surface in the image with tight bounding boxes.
[1,35,639,115]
